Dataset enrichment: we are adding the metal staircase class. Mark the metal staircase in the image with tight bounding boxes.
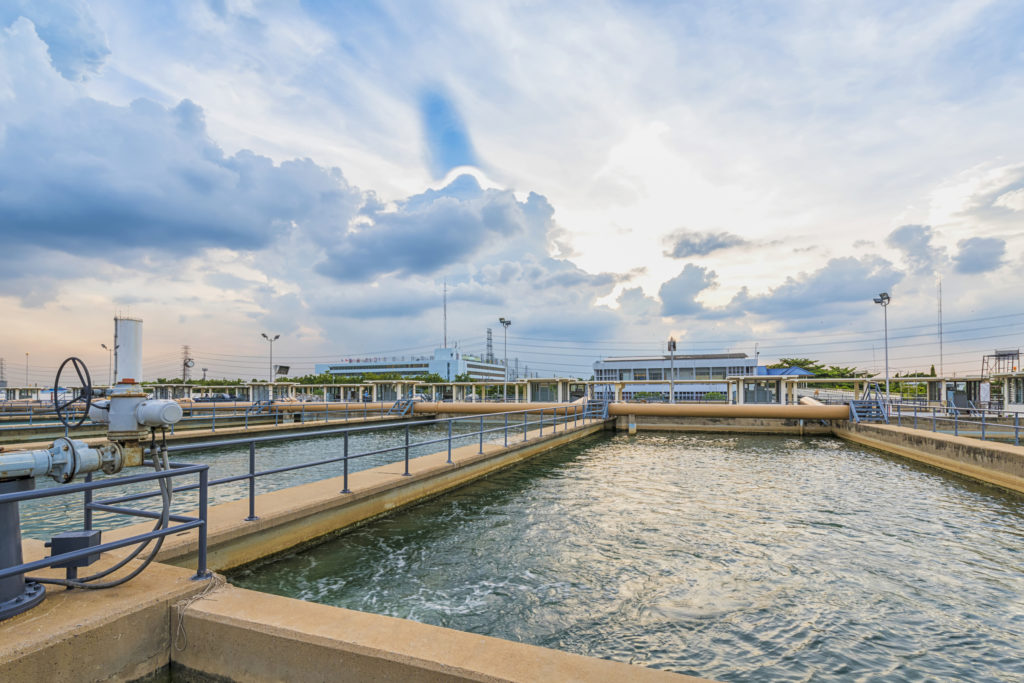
[388,399,415,416]
[850,382,889,423]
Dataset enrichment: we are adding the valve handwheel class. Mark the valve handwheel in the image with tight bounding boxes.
[54,357,93,428]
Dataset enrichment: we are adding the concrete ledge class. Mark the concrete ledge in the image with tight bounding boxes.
[173,584,706,682]
[0,540,211,682]
[833,421,1024,494]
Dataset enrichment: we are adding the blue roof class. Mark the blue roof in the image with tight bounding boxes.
[760,366,816,376]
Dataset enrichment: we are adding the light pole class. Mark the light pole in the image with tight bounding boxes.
[261,333,280,385]
[98,344,116,387]
[202,367,208,381]
[668,337,676,404]
[499,317,511,402]
[873,292,891,399]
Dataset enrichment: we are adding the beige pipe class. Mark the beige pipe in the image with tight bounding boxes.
[413,402,582,415]
[606,403,847,419]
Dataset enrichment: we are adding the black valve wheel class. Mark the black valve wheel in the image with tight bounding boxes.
[54,357,93,429]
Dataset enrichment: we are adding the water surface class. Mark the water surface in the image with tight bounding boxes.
[232,432,1024,682]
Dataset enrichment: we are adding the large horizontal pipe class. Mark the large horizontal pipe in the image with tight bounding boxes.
[607,403,848,419]
[413,402,583,415]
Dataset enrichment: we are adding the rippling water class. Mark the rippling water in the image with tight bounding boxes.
[231,432,1024,682]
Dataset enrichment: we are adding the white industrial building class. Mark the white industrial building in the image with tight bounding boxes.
[315,347,505,383]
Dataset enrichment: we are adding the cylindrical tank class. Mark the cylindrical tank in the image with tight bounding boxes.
[114,317,143,383]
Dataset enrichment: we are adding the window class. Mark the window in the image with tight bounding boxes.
[711,367,726,380]
[634,369,647,381]
[648,368,663,380]
[678,368,694,379]
[695,367,711,380]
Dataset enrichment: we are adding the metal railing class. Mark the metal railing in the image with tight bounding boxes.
[135,403,606,525]
[0,462,210,587]
[890,404,1022,445]
[4,403,605,598]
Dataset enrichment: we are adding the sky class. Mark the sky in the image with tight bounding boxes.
[1,0,1023,384]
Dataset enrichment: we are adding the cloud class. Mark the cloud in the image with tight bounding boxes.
[658,264,717,316]
[420,87,479,178]
[884,224,947,274]
[953,237,1005,274]
[727,256,903,318]
[0,1,109,80]
[315,175,551,282]
[0,39,363,258]
[664,230,747,258]
[993,188,1024,212]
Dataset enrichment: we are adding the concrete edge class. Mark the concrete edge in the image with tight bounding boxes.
[173,584,707,683]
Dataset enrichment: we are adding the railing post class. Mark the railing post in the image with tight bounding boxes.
[211,403,216,432]
[341,432,351,493]
[404,425,411,476]
[982,410,987,441]
[245,442,258,521]
[84,472,93,530]
[524,411,528,442]
[479,416,484,454]
[504,412,509,447]
[932,407,936,433]
[447,419,453,464]
[193,466,210,579]
[1015,412,1020,447]
[954,411,959,437]
[913,409,917,430]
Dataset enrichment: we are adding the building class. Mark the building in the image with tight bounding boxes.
[315,347,506,383]
[593,353,758,401]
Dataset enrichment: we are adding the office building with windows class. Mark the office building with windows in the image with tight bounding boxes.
[315,347,505,382]
[593,353,758,401]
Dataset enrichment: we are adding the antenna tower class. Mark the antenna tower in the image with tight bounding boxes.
[486,328,494,363]
[937,277,944,376]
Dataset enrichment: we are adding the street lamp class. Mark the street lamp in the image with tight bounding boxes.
[498,317,512,402]
[873,292,891,399]
[261,333,280,385]
[100,343,118,387]
[668,337,677,404]
[202,367,208,381]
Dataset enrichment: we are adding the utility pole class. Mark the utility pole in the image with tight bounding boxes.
[261,333,280,384]
[101,343,117,386]
[668,337,676,404]
[25,352,29,386]
[499,317,511,402]
[873,293,891,399]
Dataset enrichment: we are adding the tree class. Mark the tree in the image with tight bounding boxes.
[412,373,446,383]
[454,372,473,383]
[930,364,937,377]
